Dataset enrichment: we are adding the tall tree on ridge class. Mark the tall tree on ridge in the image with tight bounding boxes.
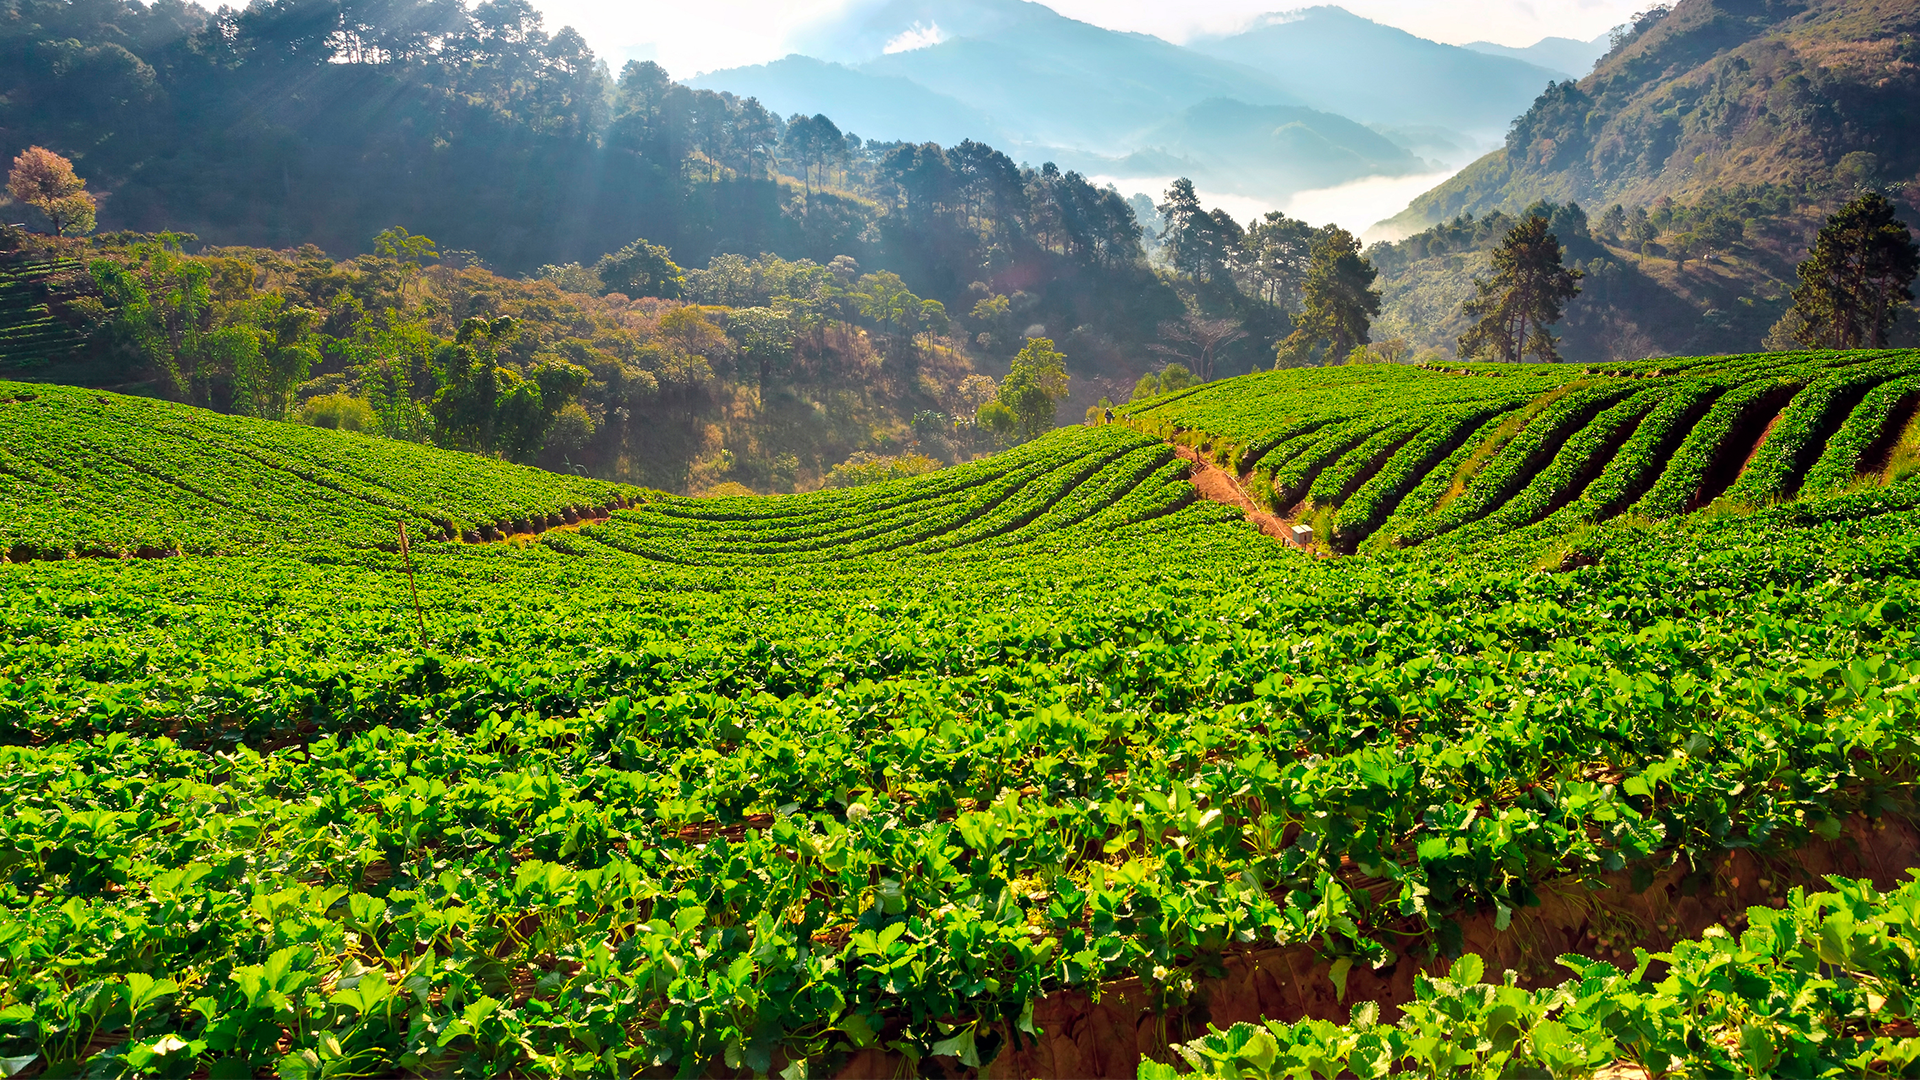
[1787,193,1918,350]
[1457,214,1584,363]
[1276,226,1379,367]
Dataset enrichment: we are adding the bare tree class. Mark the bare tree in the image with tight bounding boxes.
[1149,315,1246,383]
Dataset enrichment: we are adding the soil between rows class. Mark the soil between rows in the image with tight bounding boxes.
[1169,445,1303,548]
[831,815,1920,1079]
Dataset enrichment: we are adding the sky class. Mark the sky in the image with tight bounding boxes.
[535,0,1647,80]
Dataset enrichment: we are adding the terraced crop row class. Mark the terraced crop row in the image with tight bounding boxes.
[584,427,1217,563]
[1129,350,1920,552]
[0,382,648,558]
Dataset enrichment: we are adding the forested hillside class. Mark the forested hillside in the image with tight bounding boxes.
[1366,187,1920,362]
[0,0,1180,360]
[1386,0,1920,231]
[1360,0,1920,362]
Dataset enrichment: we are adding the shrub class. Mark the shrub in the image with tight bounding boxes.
[822,451,943,489]
[294,393,376,432]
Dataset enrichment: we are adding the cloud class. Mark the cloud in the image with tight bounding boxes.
[883,21,948,54]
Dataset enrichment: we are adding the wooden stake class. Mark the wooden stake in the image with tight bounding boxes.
[398,520,426,641]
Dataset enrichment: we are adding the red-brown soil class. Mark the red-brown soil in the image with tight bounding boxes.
[834,815,1920,1079]
[1171,445,1303,547]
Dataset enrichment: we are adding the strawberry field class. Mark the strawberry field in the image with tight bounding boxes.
[1131,350,1920,555]
[0,382,648,560]
[5,358,1920,1078]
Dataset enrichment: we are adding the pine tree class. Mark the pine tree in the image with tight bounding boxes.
[1788,193,1918,349]
[1457,215,1583,363]
[1275,227,1379,367]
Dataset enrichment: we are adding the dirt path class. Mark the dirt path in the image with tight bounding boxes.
[1171,445,1304,547]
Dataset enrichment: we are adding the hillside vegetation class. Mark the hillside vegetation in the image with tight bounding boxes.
[6,354,1920,1077]
[1388,0,1920,229]
[1364,0,1920,362]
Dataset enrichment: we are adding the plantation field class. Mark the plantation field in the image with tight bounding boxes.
[1130,351,1920,555]
[0,382,649,559]
[5,360,1920,1078]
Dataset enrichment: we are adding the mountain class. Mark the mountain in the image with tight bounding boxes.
[828,0,1303,151]
[1189,7,1566,139]
[1384,0,1920,233]
[1366,0,1920,365]
[1460,33,1610,78]
[1123,98,1423,194]
[695,1,1525,203]
[685,55,1004,146]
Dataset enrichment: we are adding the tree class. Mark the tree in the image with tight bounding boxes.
[1456,215,1584,363]
[850,271,940,364]
[430,315,587,460]
[1157,179,1234,282]
[727,306,794,388]
[999,337,1069,441]
[1786,193,1918,350]
[8,147,98,236]
[1597,204,1627,242]
[596,237,684,299]
[233,295,321,419]
[1276,227,1380,367]
[1242,211,1316,309]
[785,114,844,193]
[1150,314,1245,383]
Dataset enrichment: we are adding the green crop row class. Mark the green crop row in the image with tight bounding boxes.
[1331,406,1512,545]
[1142,353,1920,553]
[1391,385,1636,546]
[1726,357,1920,507]
[1305,418,1426,509]
[1632,376,1807,519]
[1802,374,1920,498]
[1148,872,1920,1080]
[587,428,1176,563]
[1547,378,1724,527]
[1435,389,1662,550]
[0,383,644,557]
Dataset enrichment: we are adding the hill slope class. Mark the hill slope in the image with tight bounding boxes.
[1127,350,1920,554]
[1386,0,1920,231]
[0,382,648,559]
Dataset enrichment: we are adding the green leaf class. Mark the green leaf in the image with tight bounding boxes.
[1329,957,1353,1001]
[1449,953,1485,986]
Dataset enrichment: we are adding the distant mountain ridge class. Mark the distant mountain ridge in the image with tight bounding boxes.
[1189,7,1565,136]
[1460,33,1609,78]
[690,1,1564,202]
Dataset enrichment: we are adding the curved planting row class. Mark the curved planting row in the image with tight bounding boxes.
[1138,350,1920,552]
[0,382,645,558]
[1333,405,1516,547]
[1440,387,1663,549]
[1796,372,1920,499]
[587,428,1202,564]
[1392,383,1636,547]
